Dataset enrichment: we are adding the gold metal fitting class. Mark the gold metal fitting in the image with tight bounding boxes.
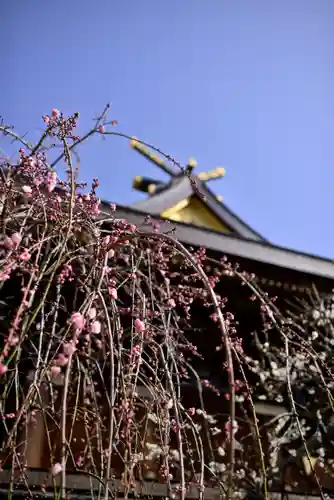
[130,136,139,148]
[132,176,143,189]
[187,157,197,169]
[148,183,157,194]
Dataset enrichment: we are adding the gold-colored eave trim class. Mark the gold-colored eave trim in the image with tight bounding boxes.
[161,198,191,219]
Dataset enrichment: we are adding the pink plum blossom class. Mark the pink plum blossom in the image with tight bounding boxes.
[3,236,14,250]
[51,462,62,475]
[46,171,57,192]
[54,354,68,367]
[0,264,13,281]
[109,287,117,300]
[90,199,101,216]
[225,419,239,440]
[108,248,115,258]
[51,108,59,118]
[22,185,32,196]
[50,365,61,378]
[90,320,101,334]
[76,456,84,467]
[11,233,21,248]
[0,363,8,376]
[88,307,97,320]
[131,344,141,356]
[8,335,19,347]
[62,342,76,356]
[135,318,145,333]
[19,249,31,261]
[71,312,85,331]
[33,177,43,186]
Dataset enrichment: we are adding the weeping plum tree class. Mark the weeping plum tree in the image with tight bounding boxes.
[0,108,332,500]
[0,108,241,500]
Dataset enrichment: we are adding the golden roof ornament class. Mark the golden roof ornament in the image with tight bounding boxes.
[130,137,225,193]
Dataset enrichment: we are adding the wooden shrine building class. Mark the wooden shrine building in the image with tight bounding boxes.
[1,139,334,500]
[108,139,334,497]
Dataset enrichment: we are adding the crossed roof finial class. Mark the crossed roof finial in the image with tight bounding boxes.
[130,137,226,191]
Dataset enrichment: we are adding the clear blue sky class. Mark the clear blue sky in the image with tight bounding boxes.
[1,1,334,258]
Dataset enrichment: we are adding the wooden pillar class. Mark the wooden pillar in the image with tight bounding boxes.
[18,373,51,469]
